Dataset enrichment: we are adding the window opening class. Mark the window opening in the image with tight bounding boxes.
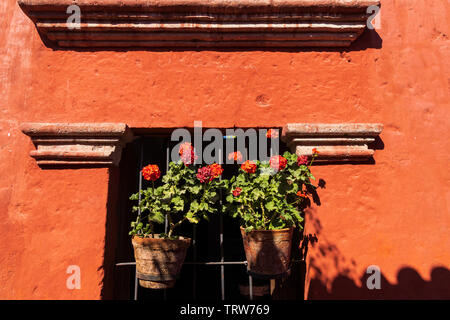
[114,130,300,301]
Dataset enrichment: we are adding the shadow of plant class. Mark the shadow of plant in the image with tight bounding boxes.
[271,182,450,299]
[308,266,450,300]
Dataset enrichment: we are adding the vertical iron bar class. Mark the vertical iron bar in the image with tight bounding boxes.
[269,130,273,157]
[138,141,144,213]
[248,133,253,300]
[164,140,170,301]
[134,270,138,301]
[249,275,253,301]
[165,140,170,234]
[135,140,144,301]
[220,206,225,300]
[193,224,197,300]
[219,148,225,300]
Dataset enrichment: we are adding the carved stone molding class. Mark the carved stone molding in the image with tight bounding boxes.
[18,0,380,48]
[21,123,134,167]
[281,123,383,162]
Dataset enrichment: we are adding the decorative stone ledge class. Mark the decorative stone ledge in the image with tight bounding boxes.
[21,123,134,167]
[282,123,383,162]
[18,0,380,48]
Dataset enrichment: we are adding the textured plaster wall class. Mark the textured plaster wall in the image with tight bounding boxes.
[0,0,449,299]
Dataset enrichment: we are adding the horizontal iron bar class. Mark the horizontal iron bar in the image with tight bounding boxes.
[116,260,304,267]
[116,262,137,266]
[116,261,248,267]
[184,261,247,265]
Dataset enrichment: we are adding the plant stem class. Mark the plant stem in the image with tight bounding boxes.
[308,153,318,170]
[168,217,187,238]
[260,202,266,229]
[167,213,172,235]
[151,181,155,238]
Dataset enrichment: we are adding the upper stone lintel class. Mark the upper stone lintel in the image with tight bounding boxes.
[18,0,381,49]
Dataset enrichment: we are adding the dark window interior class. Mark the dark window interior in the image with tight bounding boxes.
[112,131,305,300]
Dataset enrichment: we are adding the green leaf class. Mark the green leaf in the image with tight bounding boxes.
[150,211,165,224]
[265,201,276,211]
[186,211,200,224]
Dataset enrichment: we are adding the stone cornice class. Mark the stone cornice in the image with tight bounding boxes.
[282,123,383,162]
[21,123,134,167]
[18,0,380,48]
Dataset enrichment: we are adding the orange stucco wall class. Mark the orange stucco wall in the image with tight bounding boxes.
[1,0,449,299]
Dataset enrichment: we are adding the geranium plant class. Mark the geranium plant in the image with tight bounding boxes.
[129,143,226,239]
[225,150,319,232]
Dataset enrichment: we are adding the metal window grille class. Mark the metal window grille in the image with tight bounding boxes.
[115,133,296,301]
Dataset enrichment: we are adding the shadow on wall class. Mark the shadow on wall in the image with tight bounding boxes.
[272,178,450,300]
[40,27,382,53]
[306,204,450,299]
[308,266,450,300]
[304,182,450,300]
[274,213,450,300]
[349,28,382,51]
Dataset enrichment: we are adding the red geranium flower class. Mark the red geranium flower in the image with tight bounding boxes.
[297,155,308,166]
[179,142,198,165]
[233,187,242,197]
[312,148,320,155]
[269,155,287,171]
[297,191,308,198]
[142,164,161,181]
[228,151,243,162]
[241,160,257,174]
[196,166,213,183]
[179,142,192,155]
[209,163,224,180]
[266,129,279,139]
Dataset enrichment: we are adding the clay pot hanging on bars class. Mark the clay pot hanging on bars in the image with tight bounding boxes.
[240,227,294,278]
[132,235,191,289]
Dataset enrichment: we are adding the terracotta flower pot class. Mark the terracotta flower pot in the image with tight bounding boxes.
[132,235,191,289]
[240,227,294,278]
